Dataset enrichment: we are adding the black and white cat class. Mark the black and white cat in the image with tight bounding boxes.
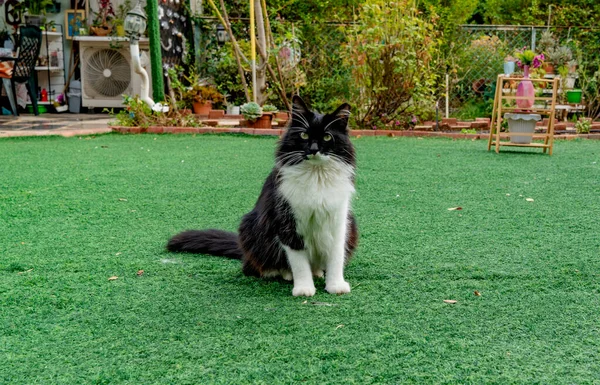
[167,96,358,297]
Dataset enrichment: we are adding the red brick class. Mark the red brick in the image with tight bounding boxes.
[442,118,458,125]
[211,127,233,134]
[196,127,214,134]
[254,129,280,136]
[208,110,225,119]
[147,126,164,134]
[470,122,488,129]
[173,127,200,134]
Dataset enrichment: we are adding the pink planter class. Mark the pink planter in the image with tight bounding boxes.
[516,65,535,109]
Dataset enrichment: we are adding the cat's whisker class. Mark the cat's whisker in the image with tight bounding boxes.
[291,111,310,129]
[323,117,345,132]
[287,126,307,134]
[276,151,305,167]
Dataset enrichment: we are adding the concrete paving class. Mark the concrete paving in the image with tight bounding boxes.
[0,113,112,138]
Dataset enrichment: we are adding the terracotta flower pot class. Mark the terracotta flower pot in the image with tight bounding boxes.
[193,101,212,115]
[246,113,273,128]
[543,62,555,75]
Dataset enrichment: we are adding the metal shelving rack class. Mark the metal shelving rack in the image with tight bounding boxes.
[33,23,66,108]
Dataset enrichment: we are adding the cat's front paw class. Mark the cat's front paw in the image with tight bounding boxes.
[292,285,316,297]
[325,281,351,294]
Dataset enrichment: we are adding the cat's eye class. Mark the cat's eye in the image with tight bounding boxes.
[300,132,309,140]
[323,134,332,142]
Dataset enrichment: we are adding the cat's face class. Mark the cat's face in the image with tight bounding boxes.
[276,96,355,167]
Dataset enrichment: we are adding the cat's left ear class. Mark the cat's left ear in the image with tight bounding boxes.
[332,103,351,130]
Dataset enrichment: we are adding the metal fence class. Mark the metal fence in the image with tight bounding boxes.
[197,21,600,119]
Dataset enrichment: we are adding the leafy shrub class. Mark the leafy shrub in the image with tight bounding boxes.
[343,0,441,129]
[575,118,591,134]
[108,95,201,128]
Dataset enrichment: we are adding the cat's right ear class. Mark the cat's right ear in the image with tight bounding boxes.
[292,95,309,114]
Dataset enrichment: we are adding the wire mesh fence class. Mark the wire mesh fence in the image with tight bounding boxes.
[196,20,600,120]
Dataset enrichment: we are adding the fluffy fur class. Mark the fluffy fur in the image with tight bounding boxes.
[167,95,358,296]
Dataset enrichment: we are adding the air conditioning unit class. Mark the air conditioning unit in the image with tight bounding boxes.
[79,39,152,108]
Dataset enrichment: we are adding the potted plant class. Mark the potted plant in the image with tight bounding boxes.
[113,0,131,37]
[514,48,544,109]
[184,84,224,115]
[262,104,278,113]
[90,0,115,36]
[537,30,557,74]
[262,104,278,128]
[504,112,541,144]
[15,0,54,26]
[52,93,68,113]
[240,102,273,128]
[504,55,516,76]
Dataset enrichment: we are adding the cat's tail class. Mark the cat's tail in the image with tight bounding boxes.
[166,229,243,260]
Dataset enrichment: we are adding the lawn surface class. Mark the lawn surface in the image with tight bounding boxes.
[1,134,599,384]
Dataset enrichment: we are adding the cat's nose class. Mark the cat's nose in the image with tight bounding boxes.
[309,142,319,154]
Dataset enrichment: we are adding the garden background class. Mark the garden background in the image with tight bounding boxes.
[184,0,600,129]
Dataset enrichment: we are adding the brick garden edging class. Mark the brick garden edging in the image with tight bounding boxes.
[110,125,600,140]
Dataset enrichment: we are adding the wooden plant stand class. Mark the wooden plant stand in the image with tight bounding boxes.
[487,74,560,155]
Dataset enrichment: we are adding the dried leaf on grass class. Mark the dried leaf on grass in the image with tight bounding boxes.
[137,270,144,276]
[108,276,119,281]
[474,291,481,296]
[17,268,34,275]
[310,302,336,306]
[335,324,344,330]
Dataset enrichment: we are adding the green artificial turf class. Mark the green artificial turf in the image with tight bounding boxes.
[1,133,600,384]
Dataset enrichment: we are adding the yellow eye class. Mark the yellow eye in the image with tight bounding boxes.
[300,132,309,140]
[323,134,332,142]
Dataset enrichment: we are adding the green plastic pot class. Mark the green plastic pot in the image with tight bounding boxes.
[26,105,48,114]
[566,89,583,104]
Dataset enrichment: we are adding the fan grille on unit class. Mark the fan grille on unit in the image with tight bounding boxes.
[84,49,131,97]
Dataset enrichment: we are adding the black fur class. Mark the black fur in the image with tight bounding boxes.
[166,229,243,259]
[167,95,358,277]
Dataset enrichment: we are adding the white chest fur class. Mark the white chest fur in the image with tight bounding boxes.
[278,159,355,263]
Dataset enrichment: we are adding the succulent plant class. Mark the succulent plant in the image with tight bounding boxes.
[547,46,573,67]
[537,30,557,56]
[240,102,262,122]
[262,104,279,113]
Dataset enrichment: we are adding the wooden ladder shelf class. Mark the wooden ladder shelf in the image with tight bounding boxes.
[487,74,560,155]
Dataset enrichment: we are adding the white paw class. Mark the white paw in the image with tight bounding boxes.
[292,285,316,297]
[312,269,324,278]
[325,281,351,294]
